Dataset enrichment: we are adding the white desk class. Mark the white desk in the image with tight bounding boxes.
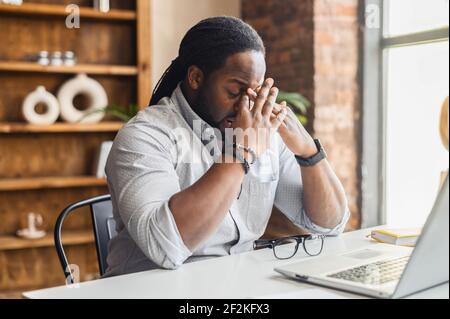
[23,228,449,299]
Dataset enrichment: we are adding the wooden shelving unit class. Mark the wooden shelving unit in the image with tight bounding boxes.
[0,122,124,134]
[0,2,136,21]
[0,177,107,191]
[0,61,138,76]
[0,230,94,252]
[0,0,151,293]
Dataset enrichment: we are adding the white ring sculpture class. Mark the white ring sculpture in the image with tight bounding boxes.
[58,74,107,124]
[22,86,60,125]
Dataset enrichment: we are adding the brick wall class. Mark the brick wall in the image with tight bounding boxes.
[242,0,316,129]
[243,0,361,231]
[313,0,361,230]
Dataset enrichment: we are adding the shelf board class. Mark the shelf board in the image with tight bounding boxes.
[0,122,124,134]
[0,177,108,191]
[0,3,136,21]
[0,230,95,251]
[0,61,138,76]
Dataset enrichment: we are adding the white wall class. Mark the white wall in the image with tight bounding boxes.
[151,0,241,87]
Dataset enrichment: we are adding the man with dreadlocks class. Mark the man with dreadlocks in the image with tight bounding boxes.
[104,16,349,276]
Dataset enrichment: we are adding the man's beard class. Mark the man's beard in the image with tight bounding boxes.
[192,87,237,138]
[193,88,222,129]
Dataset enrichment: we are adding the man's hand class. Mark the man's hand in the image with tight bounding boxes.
[276,102,317,157]
[247,88,317,158]
[232,78,287,159]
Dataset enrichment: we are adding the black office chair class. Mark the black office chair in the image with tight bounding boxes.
[54,194,117,284]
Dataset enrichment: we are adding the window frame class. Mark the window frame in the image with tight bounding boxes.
[360,0,449,227]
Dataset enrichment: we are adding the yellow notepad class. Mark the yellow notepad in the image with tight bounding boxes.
[370,228,422,247]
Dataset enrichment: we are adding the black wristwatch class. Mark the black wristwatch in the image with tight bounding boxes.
[295,139,327,167]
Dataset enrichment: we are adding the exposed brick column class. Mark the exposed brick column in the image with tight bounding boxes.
[243,0,361,232]
[313,0,361,229]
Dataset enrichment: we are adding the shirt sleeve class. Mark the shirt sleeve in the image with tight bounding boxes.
[105,119,192,270]
[273,136,350,236]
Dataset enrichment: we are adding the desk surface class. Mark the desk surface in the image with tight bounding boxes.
[24,227,449,299]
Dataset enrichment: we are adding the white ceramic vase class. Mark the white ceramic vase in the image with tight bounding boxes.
[22,86,60,125]
[57,73,107,124]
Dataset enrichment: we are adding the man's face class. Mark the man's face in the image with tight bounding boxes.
[194,50,266,133]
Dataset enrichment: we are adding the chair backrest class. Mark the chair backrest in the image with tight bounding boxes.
[54,194,116,284]
[90,198,117,275]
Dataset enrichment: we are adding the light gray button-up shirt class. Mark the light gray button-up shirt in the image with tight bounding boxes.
[104,83,350,277]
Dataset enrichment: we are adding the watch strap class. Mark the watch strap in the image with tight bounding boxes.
[295,139,327,167]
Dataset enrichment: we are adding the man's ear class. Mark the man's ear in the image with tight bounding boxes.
[186,65,204,91]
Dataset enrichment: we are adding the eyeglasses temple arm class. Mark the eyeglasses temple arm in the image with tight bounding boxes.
[253,240,274,249]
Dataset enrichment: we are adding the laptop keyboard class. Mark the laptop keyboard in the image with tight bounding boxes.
[327,256,410,286]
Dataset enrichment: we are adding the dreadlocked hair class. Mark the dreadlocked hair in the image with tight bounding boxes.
[149,16,265,106]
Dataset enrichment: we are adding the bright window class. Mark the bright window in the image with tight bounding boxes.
[385,42,449,227]
[383,1,449,227]
[386,0,449,37]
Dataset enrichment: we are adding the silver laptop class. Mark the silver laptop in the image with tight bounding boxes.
[275,177,449,299]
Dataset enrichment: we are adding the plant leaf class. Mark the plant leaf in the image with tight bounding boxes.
[277,91,311,116]
[78,105,131,123]
[297,114,308,126]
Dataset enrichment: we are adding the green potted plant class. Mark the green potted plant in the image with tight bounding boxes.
[99,103,139,122]
[80,103,139,123]
[276,91,311,125]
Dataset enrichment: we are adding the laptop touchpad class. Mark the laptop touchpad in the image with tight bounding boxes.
[343,249,384,260]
